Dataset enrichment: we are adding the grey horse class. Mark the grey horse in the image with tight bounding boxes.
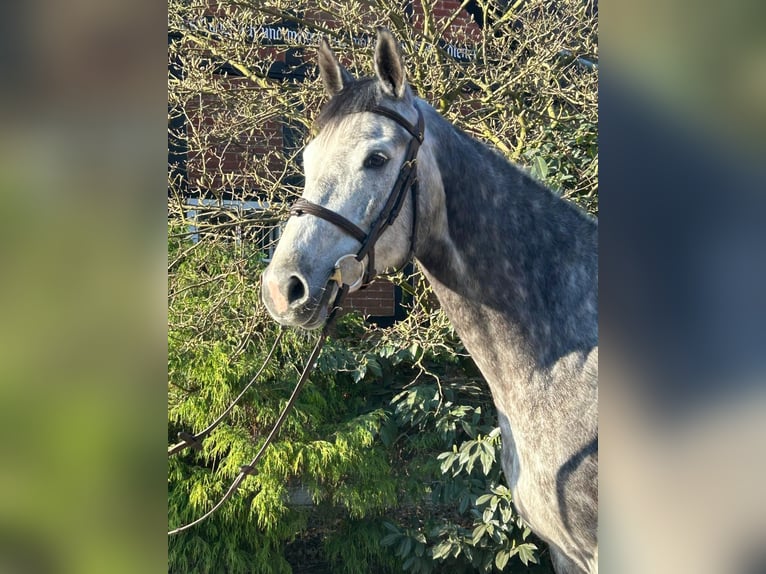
[262,29,598,574]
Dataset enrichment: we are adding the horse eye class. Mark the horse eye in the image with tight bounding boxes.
[363,153,388,169]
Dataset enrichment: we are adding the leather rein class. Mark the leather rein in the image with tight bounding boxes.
[168,103,424,536]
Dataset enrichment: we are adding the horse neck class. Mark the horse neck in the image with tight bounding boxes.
[413,103,598,405]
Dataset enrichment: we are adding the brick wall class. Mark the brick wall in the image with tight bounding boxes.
[345,280,396,317]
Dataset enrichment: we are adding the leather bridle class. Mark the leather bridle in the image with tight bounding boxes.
[290,103,425,288]
[168,103,425,537]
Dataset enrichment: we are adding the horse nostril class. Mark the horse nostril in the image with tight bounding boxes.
[286,275,307,305]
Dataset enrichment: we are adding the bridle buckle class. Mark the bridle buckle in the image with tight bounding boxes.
[331,254,366,291]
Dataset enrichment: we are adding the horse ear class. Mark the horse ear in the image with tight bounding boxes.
[374,28,407,99]
[318,38,353,96]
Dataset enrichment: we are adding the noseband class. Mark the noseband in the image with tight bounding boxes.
[290,104,425,288]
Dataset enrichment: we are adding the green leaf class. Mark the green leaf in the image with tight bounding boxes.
[397,536,413,558]
[500,504,513,524]
[431,541,452,561]
[383,521,401,534]
[480,449,493,475]
[517,543,539,566]
[483,506,495,523]
[367,358,383,378]
[475,493,493,505]
[461,419,477,438]
[352,364,367,383]
[458,494,470,514]
[495,549,510,570]
[532,155,549,180]
[380,533,401,547]
[471,524,487,545]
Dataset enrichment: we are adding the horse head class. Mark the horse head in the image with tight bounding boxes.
[262,29,423,329]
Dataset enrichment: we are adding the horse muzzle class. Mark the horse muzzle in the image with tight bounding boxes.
[261,255,366,330]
